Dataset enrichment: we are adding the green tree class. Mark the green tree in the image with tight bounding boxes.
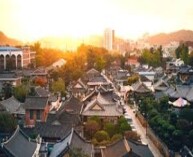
[2,83,13,99]
[189,51,193,66]
[13,85,28,102]
[189,130,193,141]
[0,112,17,132]
[51,78,65,94]
[94,130,110,143]
[139,47,162,67]
[85,120,100,139]
[127,74,139,85]
[124,131,140,141]
[176,119,190,131]
[111,134,122,142]
[180,108,193,122]
[175,43,189,64]
[117,117,131,134]
[95,56,106,72]
[104,122,117,138]
[69,148,89,157]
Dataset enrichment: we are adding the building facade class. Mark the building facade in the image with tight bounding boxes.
[104,28,115,51]
[0,46,36,70]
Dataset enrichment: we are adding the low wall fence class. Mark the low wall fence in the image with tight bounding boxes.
[136,112,170,157]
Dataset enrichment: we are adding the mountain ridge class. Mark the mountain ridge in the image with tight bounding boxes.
[147,29,193,45]
[1,29,193,48]
[0,31,22,46]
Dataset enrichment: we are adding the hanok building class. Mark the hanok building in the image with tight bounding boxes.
[166,85,193,104]
[153,76,170,92]
[0,46,36,70]
[0,96,25,118]
[22,96,83,142]
[49,128,94,157]
[177,65,193,85]
[153,78,170,100]
[125,56,140,68]
[81,92,122,124]
[112,69,130,88]
[82,88,120,104]
[0,126,41,157]
[23,96,50,127]
[0,72,22,92]
[34,86,61,111]
[83,68,111,91]
[127,139,154,157]
[70,78,87,99]
[128,81,152,103]
[166,58,184,74]
[95,138,152,157]
[31,67,48,78]
[86,68,101,78]
[99,138,131,157]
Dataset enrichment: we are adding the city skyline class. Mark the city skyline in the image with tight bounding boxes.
[1,0,193,41]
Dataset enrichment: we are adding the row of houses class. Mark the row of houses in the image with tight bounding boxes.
[0,67,154,157]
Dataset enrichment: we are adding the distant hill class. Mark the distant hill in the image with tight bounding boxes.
[0,31,22,46]
[38,35,103,50]
[147,30,193,45]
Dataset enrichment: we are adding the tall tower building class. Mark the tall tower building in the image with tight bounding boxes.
[103,28,115,51]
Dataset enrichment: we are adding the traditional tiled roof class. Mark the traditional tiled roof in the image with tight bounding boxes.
[35,86,50,97]
[167,85,193,102]
[82,93,122,117]
[132,81,151,93]
[178,65,193,74]
[31,67,47,76]
[0,96,21,114]
[20,69,34,77]
[73,78,87,89]
[23,96,49,110]
[0,72,22,81]
[87,76,109,85]
[83,90,120,103]
[86,68,100,75]
[50,128,93,157]
[127,140,154,157]
[23,110,81,140]
[114,70,130,81]
[153,79,169,91]
[140,75,151,82]
[101,138,130,157]
[1,126,40,157]
[34,86,58,102]
[46,58,67,70]
[97,84,108,93]
[62,95,83,114]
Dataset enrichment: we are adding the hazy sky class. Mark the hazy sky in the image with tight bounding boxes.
[1,0,193,41]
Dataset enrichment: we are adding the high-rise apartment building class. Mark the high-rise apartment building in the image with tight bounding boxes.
[103,28,115,51]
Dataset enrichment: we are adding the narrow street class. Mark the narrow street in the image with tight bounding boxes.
[103,73,164,157]
[125,104,164,157]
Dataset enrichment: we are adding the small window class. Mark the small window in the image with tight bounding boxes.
[36,110,41,120]
[29,110,33,120]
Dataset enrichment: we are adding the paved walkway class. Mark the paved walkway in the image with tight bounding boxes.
[102,73,163,157]
[125,105,164,157]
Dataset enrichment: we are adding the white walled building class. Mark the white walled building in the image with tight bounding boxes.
[0,46,36,70]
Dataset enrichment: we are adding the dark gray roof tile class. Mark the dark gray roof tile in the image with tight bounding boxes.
[102,138,130,157]
[1,126,39,157]
[23,96,48,110]
[127,140,154,157]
